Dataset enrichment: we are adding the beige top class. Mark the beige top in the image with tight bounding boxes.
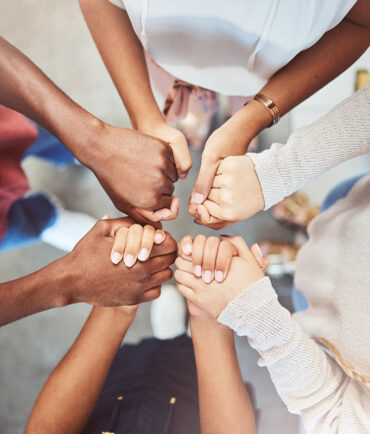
[219,175,370,433]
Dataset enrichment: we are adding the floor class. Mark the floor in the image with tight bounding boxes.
[0,1,368,433]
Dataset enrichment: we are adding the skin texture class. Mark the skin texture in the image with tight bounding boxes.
[0,218,176,326]
[197,156,265,226]
[79,0,192,180]
[0,36,179,224]
[175,236,266,318]
[189,1,370,228]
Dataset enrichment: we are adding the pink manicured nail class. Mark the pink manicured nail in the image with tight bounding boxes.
[124,254,135,267]
[160,209,171,219]
[183,243,192,255]
[138,248,149,261]
[194,265,202,277]
[255,243,264,258]
[203,270,212,283]
[155,233,164,243]
[193,193,205,204]
[215,271,224,282]
[111,252,121,264]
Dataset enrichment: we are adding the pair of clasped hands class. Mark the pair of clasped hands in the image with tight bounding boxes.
[73,214,268,319]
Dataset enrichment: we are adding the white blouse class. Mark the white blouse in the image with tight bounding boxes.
[108,0,356,96]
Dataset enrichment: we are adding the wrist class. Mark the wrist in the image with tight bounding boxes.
[133,110,166,132]
[229,99,272,139]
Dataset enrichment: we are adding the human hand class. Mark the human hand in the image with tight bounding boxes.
[140,121,192,180]
[86,123,180,224]
[174,236,268,318]
[110,220,166,267]
[61,217,177,307]
[178,234,238,283]
[198,156,265,224]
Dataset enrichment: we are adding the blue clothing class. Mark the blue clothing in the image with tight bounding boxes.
[292,173,369,312]
[0,125,73,252]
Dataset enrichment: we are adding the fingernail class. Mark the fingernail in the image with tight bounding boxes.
[220,234,230,237]
[155,233,164,243]
[193,193,204,204]
[160,209,171,219]
[215,271,224,282]
[183,243,192,255]
[203,270,212,283]
[179,172,187,180]
[111,252,122,264]
[255,243,264,258]
[124,254,135,267]
[138,248,149,261]
[193,219,200,225]
[101,214,109,220]
[194,265,202,277]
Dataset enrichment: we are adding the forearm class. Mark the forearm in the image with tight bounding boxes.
[25,306,135,434]
[79,0,163,129]
[191,318,255,434]
[0,258,70,327]
[0,37,103,167]
[249,84,370,209]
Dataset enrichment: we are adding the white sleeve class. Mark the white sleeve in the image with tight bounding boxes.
[248,84,370,210]
[218,277,370,434]
[108,0,125,9]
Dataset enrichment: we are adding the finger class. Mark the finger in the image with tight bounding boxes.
[211,174,223,188]
[136,197,178,223]
[154,229,166,244]
[147,267,173,287]
[192,234,206,277]
[178,235,194,259]
[227,236,253,261]
[99,217,135,237]
[124,224,143,267]
[169,136,192,179]
[146,251,177,273]
[163,159,178,183]
[137,225,155,262]
[151,233,177,257]
[191,158,219,204]
[157,194,173,210]
[250,243,269,273]
[193,216,231,231]
[110,226,129,264]
[126,208,162,228]
[176,283,196,303]
[139,286,161,303]
[214,240,237,282]
[202,200,225,220]
[174,269,199,290]
[175,256,193,273]
[207,188,221,204]
[202,236,221,283]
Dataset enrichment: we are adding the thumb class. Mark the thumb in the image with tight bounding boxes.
[192,159,218,204]
[226,236,253,261]
[170,138,192,179]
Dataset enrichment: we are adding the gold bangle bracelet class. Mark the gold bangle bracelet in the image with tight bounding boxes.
[245,93,280,126]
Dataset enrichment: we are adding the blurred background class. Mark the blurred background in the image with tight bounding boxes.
[0,1,369,433]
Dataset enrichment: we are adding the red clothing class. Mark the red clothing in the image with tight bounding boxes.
[0,105,38,241]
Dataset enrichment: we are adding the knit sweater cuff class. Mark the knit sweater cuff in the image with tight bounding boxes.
[248,148,286,210]
[218,276,277,335]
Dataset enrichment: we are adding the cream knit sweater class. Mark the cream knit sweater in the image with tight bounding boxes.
[219,86,370,433]
[248,84,370,210]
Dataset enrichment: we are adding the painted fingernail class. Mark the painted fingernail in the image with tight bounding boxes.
[124,254,135,267]
[220,234,230,237]
[160,210,171,219]
[194,265,202,277]
[179,172,187,180]
[215,271,224,282]
[183,243,192,255]
[155,233,164,243]
[111,252,122,264]
[255,243,264,257]
[193,193,205,204]
[203,270,212,283]
[193,219,200,225]
[138,248,149,261]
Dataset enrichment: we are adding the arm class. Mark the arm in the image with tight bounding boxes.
[191,317,255,434]
[218,277,370,433]
[25,306,137,433]
[79,0,192,178]
[190,2,370,224]
[0,37,178,221]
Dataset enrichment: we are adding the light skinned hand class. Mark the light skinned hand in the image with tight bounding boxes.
[200,155,265,223]
[110,220,166,267]
[61,216,177,307]
[178,234,238,283]
[174,236,268,318]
